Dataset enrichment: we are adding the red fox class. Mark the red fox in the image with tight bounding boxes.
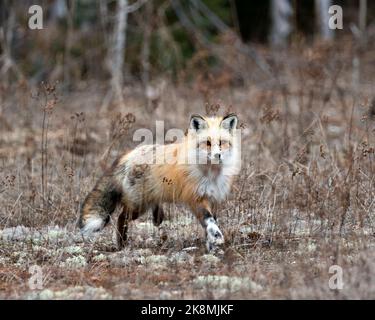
[78,113,240,252]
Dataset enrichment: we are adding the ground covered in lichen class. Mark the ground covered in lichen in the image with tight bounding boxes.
[1,211,375,299]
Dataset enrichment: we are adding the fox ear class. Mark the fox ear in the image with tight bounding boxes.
[221,114,238,132]
[189,114,207,132]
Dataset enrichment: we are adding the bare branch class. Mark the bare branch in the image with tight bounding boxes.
[190,0,229,33]
[126,0,148,13]
[171,0,273,77]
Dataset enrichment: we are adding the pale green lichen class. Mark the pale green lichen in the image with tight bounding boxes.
[193,275,263,292]
[64,245,83,255]
[239,226,253,235]
[200,254,220,266]
[139,255,169,271]
[33,286,112,300]
[47,228,66,241]
[170,252,194,266]
[134,222,155,232]
[0,255,9,266]
[92,254,107,262]
[307,242,317,252]
[143,254,169,266]
[134,248,153,257]
[39,289,55,300]
[159,291,172,300]
[61,255,87,268]
[1,226,34,241]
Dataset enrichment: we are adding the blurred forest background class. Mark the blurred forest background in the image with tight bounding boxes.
[1,1,375,299]
[1,0,375,93]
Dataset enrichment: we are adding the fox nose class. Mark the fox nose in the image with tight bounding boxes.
[214,153,221,160]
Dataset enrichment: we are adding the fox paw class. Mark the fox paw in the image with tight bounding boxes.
[206,222,224,253]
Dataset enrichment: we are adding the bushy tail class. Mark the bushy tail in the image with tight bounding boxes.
[78,175,122,236]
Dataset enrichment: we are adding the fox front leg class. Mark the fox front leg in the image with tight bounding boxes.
[192,202,224,252]
[204,215,224,252]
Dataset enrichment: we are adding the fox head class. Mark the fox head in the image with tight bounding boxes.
[187,113,240,172]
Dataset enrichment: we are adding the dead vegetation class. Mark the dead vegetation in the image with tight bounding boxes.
[1,40,375,299]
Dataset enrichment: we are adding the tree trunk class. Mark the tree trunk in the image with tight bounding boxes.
[315,0,333,40]
[110,0,128,104]
[270,0,293,47]
[50,0,68,21]
[64,0,75,88]
[141,0,153,87]
[359,0,367,46]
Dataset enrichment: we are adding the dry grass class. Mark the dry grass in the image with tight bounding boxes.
[1,41,375,299]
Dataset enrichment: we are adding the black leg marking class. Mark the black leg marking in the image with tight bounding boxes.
[195,207,215,227]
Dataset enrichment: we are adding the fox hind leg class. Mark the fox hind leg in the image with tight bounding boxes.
[116,206,142,250]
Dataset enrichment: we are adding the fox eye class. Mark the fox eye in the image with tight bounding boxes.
[198,139,211,149]
[220,140,230,149]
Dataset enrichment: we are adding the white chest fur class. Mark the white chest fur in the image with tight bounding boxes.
[196,170,232,202]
